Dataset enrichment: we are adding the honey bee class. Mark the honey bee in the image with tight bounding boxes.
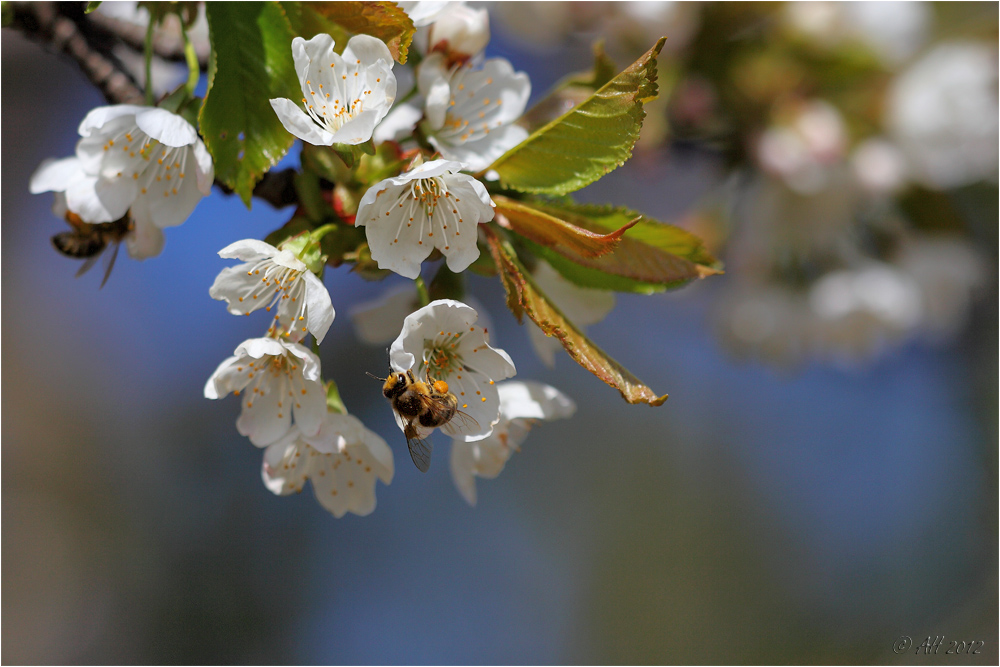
[51,208,132,288]
[373,369,477,472]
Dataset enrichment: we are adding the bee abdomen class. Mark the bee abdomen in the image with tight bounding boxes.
[52,231,104,259]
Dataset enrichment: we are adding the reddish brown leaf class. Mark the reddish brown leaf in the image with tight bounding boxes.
[493,196,637,259]
[485,227,668,407]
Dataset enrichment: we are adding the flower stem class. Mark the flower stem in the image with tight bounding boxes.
[143,19,154,105]
[414,276,430,307]
[181,26,199,98]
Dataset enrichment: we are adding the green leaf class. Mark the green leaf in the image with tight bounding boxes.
[493,195,637,259]
[519,40,618,131]
[484,228,668,406]
[490,37,665,195]
[303,2,415,63]
[281,0,349,44]
[200,2,301,207]
[85,1,102,14]
[523,241,666,294]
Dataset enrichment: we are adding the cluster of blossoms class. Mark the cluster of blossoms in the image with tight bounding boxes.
[200,5,578,516]
[31,2,674,518]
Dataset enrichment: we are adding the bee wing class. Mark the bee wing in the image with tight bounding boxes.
[99,241,120,289]
[406,432,433,473]
[75,253,101,278]
[439,410,480,438]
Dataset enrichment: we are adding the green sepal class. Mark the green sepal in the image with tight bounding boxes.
[264,216,313,249]
[280,230,327,274]
[326,379,346,414]
[346,243,391,281]
[330,139,376,169]
[321,224,367,268]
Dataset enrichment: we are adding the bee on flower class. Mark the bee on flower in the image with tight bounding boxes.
[30,104,214,257]
[381,299,517,470]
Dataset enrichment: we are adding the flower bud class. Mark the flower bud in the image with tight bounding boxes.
[427,5,490,62]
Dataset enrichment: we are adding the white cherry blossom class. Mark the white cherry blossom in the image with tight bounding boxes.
[450,381,576,506]
[418,54,530,171]
[209,239,335,344]
[30,104,213,227]
[425,3,490,61]
[887,41,999,189]
[390,299,516,440]
[270,33,397,146]
[396,1,451,27]
[527,261,615,367]
[262,412,394,518]
[204,337,326,447]
[355,159,495,279]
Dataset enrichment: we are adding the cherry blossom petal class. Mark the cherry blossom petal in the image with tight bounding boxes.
[270,97,336,146]
[134,107,199,147]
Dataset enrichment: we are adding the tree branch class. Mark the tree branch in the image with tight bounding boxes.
[9,1,144,104]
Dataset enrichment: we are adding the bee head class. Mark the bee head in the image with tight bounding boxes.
[382,371,410,400]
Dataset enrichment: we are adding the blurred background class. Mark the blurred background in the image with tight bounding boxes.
[3,1,997,663]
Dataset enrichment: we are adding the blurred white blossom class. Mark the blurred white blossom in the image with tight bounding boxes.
[425,3,491,62]
[527,261,615,367]
[757,100,848,195]
[784,1,930,66]
[887,41,999,189]
[450,380,575,506]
